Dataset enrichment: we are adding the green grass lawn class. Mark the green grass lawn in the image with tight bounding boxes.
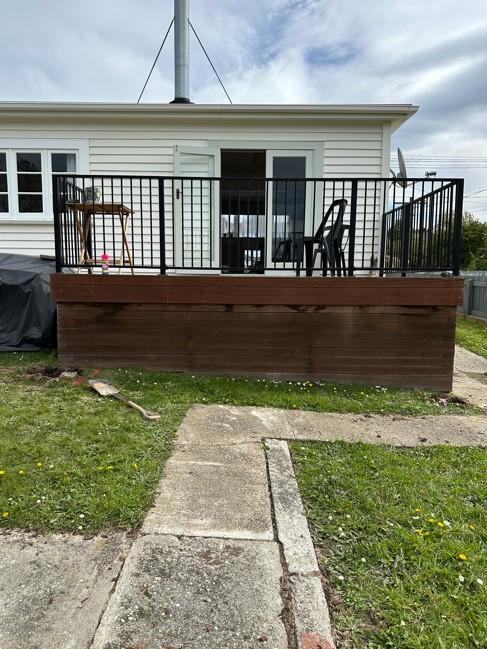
[291,441,487,649]
[0,351,476,535]
[456,317,487,359]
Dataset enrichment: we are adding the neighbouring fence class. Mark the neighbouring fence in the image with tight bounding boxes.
[458,275,487,320]
[52,175,464,276]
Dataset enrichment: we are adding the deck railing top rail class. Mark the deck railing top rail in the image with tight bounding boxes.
[52,175,463,277]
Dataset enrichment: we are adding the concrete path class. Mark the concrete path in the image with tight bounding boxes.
[90,405,486,649]
[453,345,487,410]
[92,409,290,649]
[2,404,486,649]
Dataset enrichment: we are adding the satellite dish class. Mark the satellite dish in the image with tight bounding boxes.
[390,148,409,188]
[397,148,408,187]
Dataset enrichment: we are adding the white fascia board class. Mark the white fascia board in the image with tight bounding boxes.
[0,102,419,126]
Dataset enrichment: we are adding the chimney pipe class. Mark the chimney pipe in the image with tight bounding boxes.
[171,0,191,103]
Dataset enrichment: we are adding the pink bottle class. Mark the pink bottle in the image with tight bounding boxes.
[101,253,110,276]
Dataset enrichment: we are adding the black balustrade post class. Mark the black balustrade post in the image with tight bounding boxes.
[378,209,387,277]
[347,180,358,276]
[52,175,62,273]
[158,177,167,274]
[401,199,412,277]
[452,179,464,276]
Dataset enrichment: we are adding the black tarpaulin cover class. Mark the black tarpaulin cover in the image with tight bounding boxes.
[0,254,56,350]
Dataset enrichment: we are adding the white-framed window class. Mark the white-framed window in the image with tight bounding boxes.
[0,152,8,213]
[0,140,87,221]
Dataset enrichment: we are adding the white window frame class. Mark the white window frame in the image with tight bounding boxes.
[0,139,89,223]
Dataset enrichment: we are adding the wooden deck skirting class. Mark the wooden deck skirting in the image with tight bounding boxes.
[51,275,463,390]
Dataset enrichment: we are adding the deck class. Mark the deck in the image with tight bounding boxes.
[51,174,464,390]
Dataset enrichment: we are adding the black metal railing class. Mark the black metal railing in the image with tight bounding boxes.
[380,179,463,275]
[52,175,463,276]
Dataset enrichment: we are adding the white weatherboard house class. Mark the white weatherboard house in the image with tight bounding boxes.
[0,102,417,269]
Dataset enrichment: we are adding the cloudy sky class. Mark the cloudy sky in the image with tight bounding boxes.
[1,0,487,216]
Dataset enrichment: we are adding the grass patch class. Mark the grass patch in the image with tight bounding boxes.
[291,441,487,649]
[456,317,487,359]
[0,363,177,535]
[0,351,476,535]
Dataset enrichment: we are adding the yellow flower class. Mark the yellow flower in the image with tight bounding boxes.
[437,521,445,528]
[133,463,139,470]
[2,511,9,519]
[36,462,43,468]
[0,470,5,476]
[416,529,425,536]
[18,470,25,475]
[428,518,436,523]
[469,524,476,530]
[414,508,421,513]
[107,465,114,470]
[458,553,468,561]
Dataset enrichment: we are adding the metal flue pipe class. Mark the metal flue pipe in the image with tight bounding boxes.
[171,0,191,103]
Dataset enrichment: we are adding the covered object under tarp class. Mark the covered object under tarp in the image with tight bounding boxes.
[0,254,56,350]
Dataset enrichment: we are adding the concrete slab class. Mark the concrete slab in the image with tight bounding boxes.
[176,404,292,445]
[453,372,487,410]
[290,574,335,649]
[142,442,273,540]
[178,405,487,447]
[266,439,319,576]
[283,411,487,446]
[91,534,289,649]
[267,439,336,649]
[455,345,487,374]
[0,531,128,649]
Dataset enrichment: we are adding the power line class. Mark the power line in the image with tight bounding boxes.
[464,187,487,198]
[392,153,487,160]
[393,155,487,160]
[137,19,174,104]
[189,20,232,104]
[392,166,487,168]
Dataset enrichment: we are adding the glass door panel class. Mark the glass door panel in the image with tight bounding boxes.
[266,151,312,272]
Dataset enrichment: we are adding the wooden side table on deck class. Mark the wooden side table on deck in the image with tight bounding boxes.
[67,202,134,274]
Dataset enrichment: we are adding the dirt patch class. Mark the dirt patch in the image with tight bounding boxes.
[25,365,82,380]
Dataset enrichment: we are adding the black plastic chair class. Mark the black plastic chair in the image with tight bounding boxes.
[311,198,348,276]
[271,198,349,275]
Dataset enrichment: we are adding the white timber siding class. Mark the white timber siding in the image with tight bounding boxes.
[0,118,390,269]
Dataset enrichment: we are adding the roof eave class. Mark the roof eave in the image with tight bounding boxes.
[0,102,419,125]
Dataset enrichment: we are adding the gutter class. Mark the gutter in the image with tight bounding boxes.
[0,102,418,126]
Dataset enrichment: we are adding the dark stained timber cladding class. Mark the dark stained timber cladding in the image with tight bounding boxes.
[53,276,460,390]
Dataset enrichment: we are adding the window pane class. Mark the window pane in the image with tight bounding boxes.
[51,152,76,172]
[17,152,42,172]
[0,195,8,212]
[273,157,306,179]
[19,194,43,212]
[0,153,6,172]
[271,157,307,263]
[18,173,42,192]
[0,175,7,192]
